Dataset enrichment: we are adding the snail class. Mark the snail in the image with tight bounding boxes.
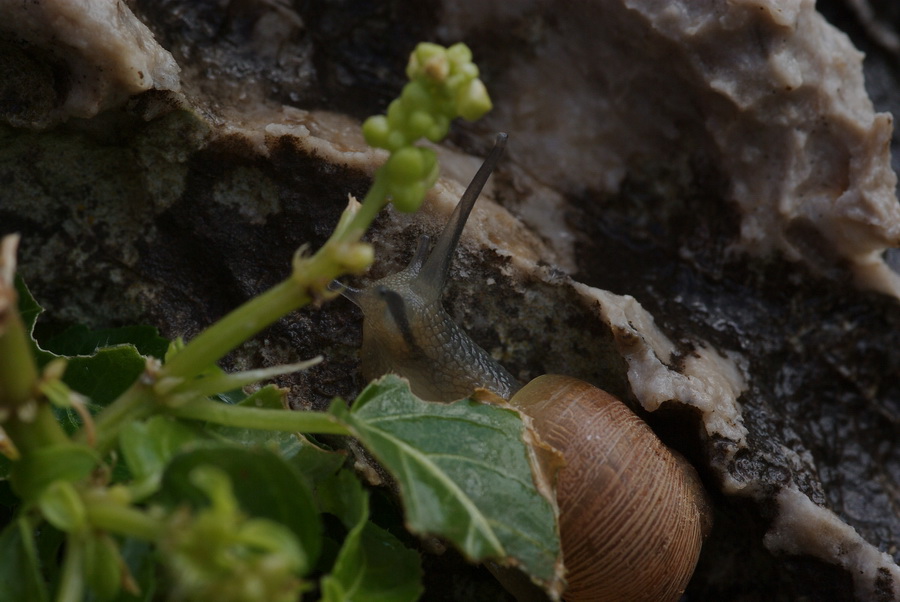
[342,134,712,601]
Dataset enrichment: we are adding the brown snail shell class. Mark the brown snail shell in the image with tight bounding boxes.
[510,375,712,602]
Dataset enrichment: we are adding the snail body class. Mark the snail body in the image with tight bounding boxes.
[344,134,517,402]
[345,134,711,601]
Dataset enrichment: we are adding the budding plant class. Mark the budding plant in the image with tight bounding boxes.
[0,43,563,602]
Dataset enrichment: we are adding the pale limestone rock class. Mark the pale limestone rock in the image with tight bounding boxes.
[0,0,180,124]
[444,0,900,296]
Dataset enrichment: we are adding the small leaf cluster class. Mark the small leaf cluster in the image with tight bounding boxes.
[160,466,307,602]
[0,286,561,600]
[362,42,492,212]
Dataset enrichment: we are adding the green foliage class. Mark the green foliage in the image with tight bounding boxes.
[10,442,98,500]
[159,464,310,602]
[0,518,48,602]
[335,375,560,585]
[0,42,564,601]
[318,470,423,602]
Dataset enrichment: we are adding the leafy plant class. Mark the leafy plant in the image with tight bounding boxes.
[0,43,563,601]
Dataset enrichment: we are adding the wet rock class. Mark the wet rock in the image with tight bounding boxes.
[2,0,899,600]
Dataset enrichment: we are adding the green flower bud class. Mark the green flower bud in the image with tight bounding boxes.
[445,72,467,95]
[446,42,473,67]
[408,42,449,83]
[238,518,306,573]
[385,130,408,152]
[425,114,450,142]
[421,149,440,188]
[161,467,307,602]
[401,81,432,110]
[457,61,480,80]
[386,147,425,184]
[339,241,374,273]
[386,99,405,128]
[362,115,390,149]
[390,181,427,213]
[406,110,434,139]
[456,79,493,121]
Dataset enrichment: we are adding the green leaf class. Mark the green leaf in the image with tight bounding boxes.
[318,470,422,602]
[332,375,561,587]
[201,386,348,482]
[0,517,49,602]
[316,469,368,530]
[280,435,347,486]
[14,275,167,429]
[10,443,99,501]
[42,324,168,360]
[113,537,158,601]
[119,416,214,500]
[159,446,322,568]
[63,349,146,405]
[204,385,291,447]
[16,273,165,362]
[14,276,43,341]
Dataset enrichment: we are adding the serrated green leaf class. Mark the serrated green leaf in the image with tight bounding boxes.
[0,517,49,602]
[53,348,149,434]
[236,384,286,409]
[317,469,367,530]
[332,375,561,586]
[159,446,322,568]
[321,522,422,602]
[16,275,167,369]
[14,276,43,345]
[318,470,422,602]
[14,276,168,430]
[43,324,168,360]
[62,350,147,405]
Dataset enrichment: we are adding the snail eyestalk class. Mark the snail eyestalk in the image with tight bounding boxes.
[418,133,507,296]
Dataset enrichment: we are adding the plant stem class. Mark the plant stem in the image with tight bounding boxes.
[339,172,388,242]
[153,178,389,385]
[56,534,85,602]
[168,397,351,435]
[87,143,389,454]
[0,236,40,409]
[162,279,310,382]
[87,383,157,455]
[85,500,164,542]
[0,306,39,409]
[4,404,71,455]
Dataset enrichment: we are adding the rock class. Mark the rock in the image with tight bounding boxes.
[2,0,898,599]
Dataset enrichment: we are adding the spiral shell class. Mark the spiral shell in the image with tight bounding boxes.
[510,375,711,602]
